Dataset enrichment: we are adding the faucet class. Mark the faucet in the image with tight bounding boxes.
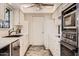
[8,28,16,36]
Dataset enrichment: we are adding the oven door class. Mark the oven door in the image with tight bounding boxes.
[61,44,75,56]
[60,41,78,56]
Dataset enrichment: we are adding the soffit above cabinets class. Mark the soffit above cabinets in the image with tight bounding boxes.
[8,3,61,13]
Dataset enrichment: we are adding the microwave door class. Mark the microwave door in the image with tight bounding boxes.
[63,13,76,27]
[64,15,72,27]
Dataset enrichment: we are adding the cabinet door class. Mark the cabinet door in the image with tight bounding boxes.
[14,9,20,25]
[0,3,5,20]
[20,35,29,56]
[0,45,10,56]
[11,40,20,56]
[20,36,26,56]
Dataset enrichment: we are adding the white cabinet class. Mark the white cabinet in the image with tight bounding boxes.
[19,20,29,56]
[14,9,25,25]
[20,35,29,56]
[11,39,20,56]
[14,9,20,25]
[8,36,29,56]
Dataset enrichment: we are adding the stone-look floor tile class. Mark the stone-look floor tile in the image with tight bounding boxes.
[25,46,51,56]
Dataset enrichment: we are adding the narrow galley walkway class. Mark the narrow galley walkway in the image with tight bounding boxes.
[25,45,53,56]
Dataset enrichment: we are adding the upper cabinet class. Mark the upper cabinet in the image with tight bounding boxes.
[14,8,24,25]
[14,9,20,25]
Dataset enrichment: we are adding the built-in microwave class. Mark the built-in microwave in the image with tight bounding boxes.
[63,11,76,27]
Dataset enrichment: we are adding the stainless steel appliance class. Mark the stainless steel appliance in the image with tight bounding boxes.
[62,30,77,46]
[63,12,76,27]
[61,30,78,56]
[61,3,78,56]
[62,3,76,29]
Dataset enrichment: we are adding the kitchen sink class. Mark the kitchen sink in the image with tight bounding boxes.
[3,35,23,38]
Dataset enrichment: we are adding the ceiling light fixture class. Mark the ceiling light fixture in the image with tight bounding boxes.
[22,4,33,8]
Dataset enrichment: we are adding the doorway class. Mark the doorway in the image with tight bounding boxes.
[30,16,44,45]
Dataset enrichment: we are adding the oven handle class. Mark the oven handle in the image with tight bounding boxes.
[56,34,61,38]
[72,48,78,56]
[73,48,78,53]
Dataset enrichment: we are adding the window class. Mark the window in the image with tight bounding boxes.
[0,8,10,28]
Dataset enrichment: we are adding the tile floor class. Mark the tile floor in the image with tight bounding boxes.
[25,45,52,56]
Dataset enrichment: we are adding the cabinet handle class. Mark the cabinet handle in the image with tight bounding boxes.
[13,46,20,50]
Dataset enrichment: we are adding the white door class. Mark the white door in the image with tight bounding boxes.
[31,16,44,45]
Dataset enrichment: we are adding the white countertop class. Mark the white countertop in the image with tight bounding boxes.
[0,38,19,49]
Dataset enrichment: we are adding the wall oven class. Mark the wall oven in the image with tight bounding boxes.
[61,3,78,56]
[61,30,78,56]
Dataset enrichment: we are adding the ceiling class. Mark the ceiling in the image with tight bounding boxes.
[9,3,61,13]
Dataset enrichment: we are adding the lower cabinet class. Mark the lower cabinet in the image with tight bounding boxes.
[20,35,29,56]
[11,35,29,56]
[0,45,10,56]
[11,40,20,56]
[0,35,29,56]
[0,40,20,56]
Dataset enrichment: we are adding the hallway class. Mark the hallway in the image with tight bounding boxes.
[25,45,52,56]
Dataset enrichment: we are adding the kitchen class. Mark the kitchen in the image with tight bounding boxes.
[0,3,79,56]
